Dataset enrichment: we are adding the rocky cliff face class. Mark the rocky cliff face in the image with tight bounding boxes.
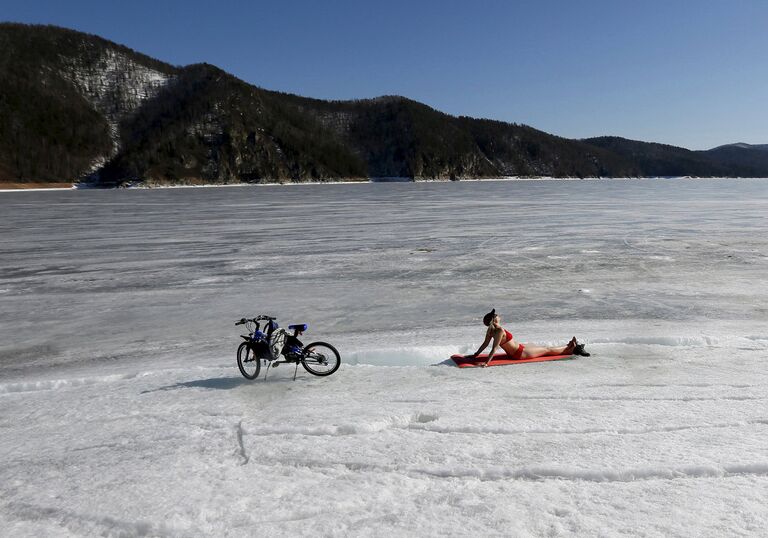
[58,46,176,173]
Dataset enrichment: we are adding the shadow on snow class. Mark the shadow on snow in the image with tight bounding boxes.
[140,375,301,393]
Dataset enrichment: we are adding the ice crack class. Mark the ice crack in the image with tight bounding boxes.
[234,420,249,465]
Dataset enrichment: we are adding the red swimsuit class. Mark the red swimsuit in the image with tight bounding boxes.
[502,328,525,359]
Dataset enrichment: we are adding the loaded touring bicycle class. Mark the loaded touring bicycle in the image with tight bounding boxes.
[235,315,341,380]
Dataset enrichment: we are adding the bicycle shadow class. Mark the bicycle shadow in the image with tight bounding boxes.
[140,377,244,393]
[141,374,305,394]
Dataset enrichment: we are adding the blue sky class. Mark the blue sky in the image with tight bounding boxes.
[4,0,767,149]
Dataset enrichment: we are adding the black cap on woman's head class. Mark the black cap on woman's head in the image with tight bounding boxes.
[483,308,496,326]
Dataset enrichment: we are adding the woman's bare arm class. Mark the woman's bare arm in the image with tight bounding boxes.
[470,328,492,357]
[482,329,503,367]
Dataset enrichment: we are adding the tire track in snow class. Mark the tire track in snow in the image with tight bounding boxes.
[261,459,768,484]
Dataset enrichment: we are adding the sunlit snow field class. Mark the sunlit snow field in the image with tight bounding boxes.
[2,179,768,536]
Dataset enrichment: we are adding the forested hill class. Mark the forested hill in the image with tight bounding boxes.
[1,23,766,185]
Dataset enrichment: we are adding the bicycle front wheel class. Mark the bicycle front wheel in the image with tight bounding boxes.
[301,342,341,376]
[237,342,261,380]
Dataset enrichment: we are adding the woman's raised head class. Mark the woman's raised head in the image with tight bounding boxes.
[483,308,497,326]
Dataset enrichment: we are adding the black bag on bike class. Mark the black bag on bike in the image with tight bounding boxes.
[250,340,272,360]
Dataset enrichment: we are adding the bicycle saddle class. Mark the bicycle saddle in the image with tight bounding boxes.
[288,324,308,332]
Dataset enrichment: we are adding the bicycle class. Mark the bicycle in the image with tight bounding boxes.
[235,315,341,380]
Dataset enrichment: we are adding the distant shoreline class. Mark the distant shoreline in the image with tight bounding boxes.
[1,176,765,193]
[0,182,75,191]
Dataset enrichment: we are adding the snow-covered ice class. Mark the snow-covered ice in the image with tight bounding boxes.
[1,179,768,536]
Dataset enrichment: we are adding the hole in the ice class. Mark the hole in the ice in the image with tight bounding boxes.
[413,412,438,423]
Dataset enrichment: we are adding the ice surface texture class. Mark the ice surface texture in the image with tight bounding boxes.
[2,178,767,371]
[1,179,768,536]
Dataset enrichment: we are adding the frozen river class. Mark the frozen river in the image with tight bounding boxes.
[2,178,767,372]
[2,179,768,536]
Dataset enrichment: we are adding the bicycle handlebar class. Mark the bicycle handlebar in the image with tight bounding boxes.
[235,315,276,326]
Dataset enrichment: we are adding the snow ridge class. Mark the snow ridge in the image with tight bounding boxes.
[243,412,439,437]
[4,501,173,538]
[0,373,139,394]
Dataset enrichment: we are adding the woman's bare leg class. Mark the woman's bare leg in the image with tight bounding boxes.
[521,337,576,359]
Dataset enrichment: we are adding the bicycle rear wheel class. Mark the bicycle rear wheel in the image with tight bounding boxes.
[237,342,261,379]
[301,342,341,376]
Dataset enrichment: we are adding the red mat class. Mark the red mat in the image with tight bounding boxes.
[451,353,574,368]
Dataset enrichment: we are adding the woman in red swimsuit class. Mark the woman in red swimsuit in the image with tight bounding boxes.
[469,309,582,367]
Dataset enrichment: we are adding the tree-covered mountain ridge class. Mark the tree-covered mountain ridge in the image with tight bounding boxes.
[2,23,767,185]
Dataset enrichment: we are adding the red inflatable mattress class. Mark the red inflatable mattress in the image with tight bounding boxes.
[451,353,574,368]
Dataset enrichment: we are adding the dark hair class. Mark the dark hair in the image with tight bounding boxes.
[482,308,496,326]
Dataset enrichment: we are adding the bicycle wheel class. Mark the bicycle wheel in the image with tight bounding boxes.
[237,342,261,379]
[301,342,341,376]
